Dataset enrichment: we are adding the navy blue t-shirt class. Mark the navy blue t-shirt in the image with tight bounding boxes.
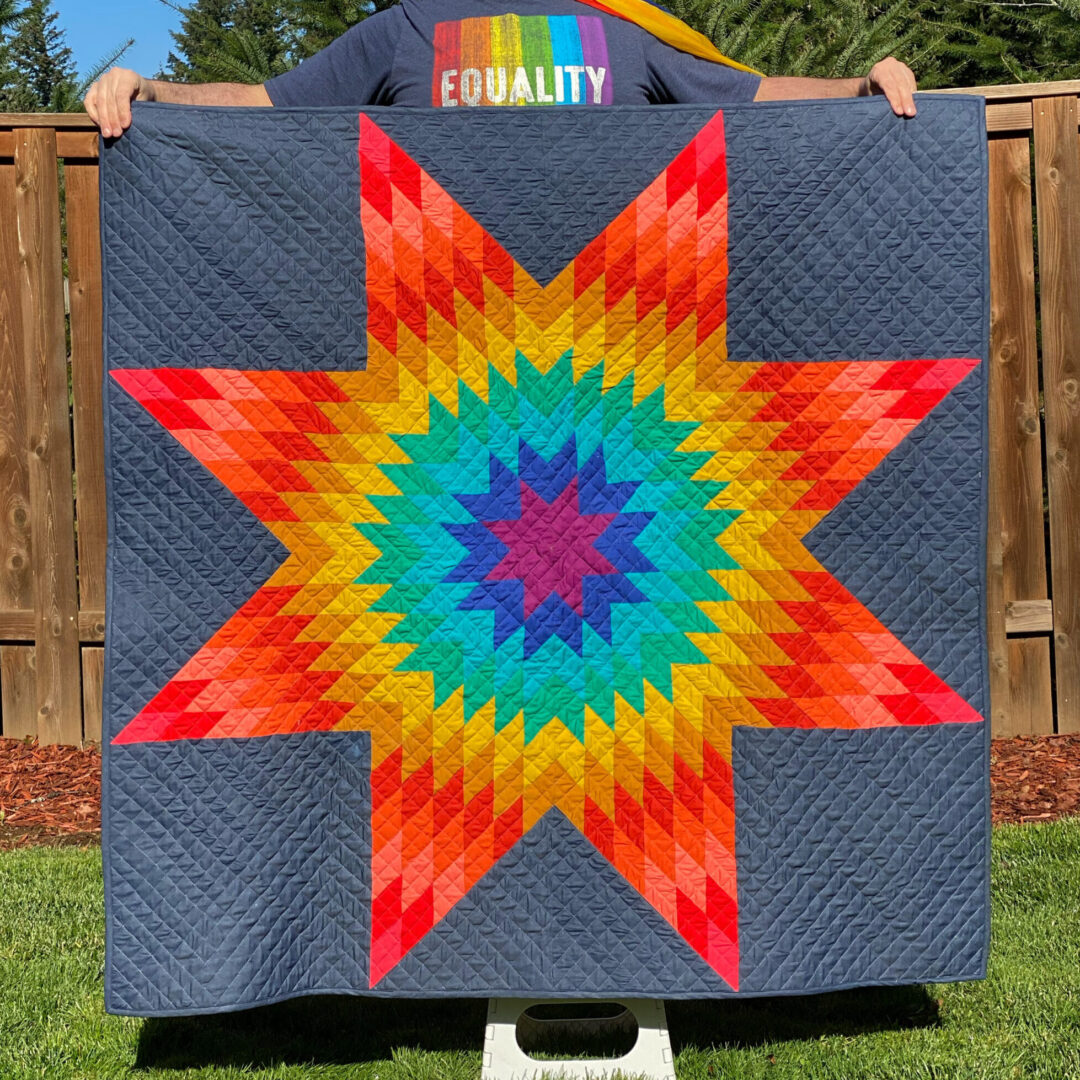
[265,0,762,108]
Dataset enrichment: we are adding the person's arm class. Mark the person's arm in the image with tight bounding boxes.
[754,57,918,117]
[84,68,271,139]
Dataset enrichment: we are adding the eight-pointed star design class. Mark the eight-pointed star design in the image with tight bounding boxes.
[111,113,982,991]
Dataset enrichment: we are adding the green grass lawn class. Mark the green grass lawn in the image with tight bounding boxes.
[2,820,1078,1080]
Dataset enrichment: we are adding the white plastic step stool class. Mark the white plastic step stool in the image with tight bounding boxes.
[481,998,676,1080]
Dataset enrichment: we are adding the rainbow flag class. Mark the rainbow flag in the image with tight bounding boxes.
[434,15,614,106]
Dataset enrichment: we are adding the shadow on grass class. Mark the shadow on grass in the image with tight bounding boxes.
[134,996,488,1070]
[668,984,942,1052]
[134,985,940,1071]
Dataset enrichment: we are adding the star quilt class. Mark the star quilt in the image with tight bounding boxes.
[101,97,990,1015]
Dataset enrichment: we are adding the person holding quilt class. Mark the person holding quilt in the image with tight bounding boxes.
[84,0,919,137]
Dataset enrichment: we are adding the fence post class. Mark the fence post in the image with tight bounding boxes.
[67,155,106,743]
[1034,96,1080,734]
[987,136,1053,734]
[14,127,82,745]
[0,141,36,739]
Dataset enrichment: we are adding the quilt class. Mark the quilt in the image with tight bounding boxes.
[101,96,990,1015]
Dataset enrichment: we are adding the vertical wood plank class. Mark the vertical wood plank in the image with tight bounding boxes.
[988,136,1054,734]
[0,162,34,640]
[66,164,106,617]
[14,128,81,745]
[0,645,36,740]
[0,159,34,744]
[984,425,1010,734]
[80,646,103,744]
[1034,97,1080,733]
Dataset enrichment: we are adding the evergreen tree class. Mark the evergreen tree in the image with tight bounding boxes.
[290,0,398,61]
[0,0,22,34]
[52,37,136,112]
[162,0,399,82]
[0,0,27,109]
[673,0,1080,87]
[670,0,971,83]
[162,0,293,82]
[936,0,1080,85]
[1,0,74,110]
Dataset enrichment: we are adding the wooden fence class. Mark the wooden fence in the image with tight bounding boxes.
[0,83,1077,745]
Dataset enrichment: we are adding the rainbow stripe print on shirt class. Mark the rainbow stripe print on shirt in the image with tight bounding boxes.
[433,15,613,107]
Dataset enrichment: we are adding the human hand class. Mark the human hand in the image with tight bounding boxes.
[83,67,155,139]
[864,57,917,117]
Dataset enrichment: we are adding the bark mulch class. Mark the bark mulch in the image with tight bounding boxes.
[989,733,1080,826]
[1,733,1078,849]
[0,738,101,851]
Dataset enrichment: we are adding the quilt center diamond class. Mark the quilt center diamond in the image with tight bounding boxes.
[479,475,620,622]
[449,441,651,655]
[358,352,741,743]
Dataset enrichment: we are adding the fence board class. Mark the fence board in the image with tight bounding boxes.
[986,102,1034,133]
[988,136,1053,734]
[1034,97,1080,733]
[0,131,98,158]
[67,164,107,617]
[0,645,35,740]
[14,128,81,745]
[81,647,103,744]
[1006,600,1054,633]
[936,80,1080,100]
[0,609,103,641]
[0,162,32,617]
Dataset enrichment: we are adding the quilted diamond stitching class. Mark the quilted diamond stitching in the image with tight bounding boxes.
[106,734,372,1015]
[726,98,986,363]
[734,724,988,993]
[101,98,990,1014]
